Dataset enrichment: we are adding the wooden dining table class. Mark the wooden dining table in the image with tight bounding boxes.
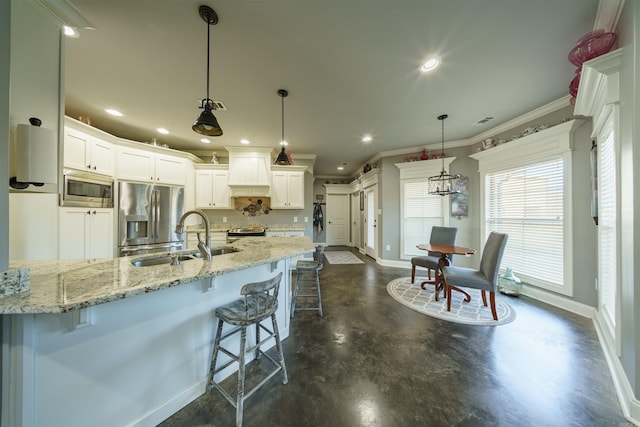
[416,243,476,301]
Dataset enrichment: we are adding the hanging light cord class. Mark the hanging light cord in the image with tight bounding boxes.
[440,116,445,171]
[281,93,285,143]
[205,15,211,105]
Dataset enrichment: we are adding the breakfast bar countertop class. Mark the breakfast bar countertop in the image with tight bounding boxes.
[186,223,306,233]
[2,236,314,315]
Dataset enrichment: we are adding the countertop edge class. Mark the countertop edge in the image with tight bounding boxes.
[3,237,315,315]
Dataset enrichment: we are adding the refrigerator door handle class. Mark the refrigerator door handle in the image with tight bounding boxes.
[153,190,160,240]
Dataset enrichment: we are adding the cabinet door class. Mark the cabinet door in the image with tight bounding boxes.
[91,139,114,176]
[59,208,89,259]
[287,172,305,209]
[195,170,214,208]
[60,208,113,259]
[270,172,289,208]
[156,154,185,185]
[88,209,114,258]
[117,147,155,182]
[211,232,227,246]
[271,171,304,209]
[64,128,90,171]
[211,170,230,208]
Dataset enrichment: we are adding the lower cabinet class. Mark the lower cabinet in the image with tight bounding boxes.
[59,208,114,259]
[186,231,227,250]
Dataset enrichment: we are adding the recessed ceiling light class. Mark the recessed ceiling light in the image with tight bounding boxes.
[337,166,344,170]
[63,26,79,38]
[280,140,288,146]
[105,109,123,117]
[362,135,372,143]
[240,139,250,145]
[201,138,211,143]
[420,57,440,73]
[157,128,169,134]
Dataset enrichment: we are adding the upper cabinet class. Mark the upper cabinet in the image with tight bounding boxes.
[194,165,230,209]
[64,127,115,176]
[271,165,306,209]
[226,147,272,196]
[117,145,186,185]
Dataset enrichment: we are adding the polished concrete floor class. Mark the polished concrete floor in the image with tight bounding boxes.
[160,247,630,427]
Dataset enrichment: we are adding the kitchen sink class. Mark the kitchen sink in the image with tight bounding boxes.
[131,247,240,267]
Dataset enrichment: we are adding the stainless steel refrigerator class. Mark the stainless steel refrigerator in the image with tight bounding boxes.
[118,181,184,257]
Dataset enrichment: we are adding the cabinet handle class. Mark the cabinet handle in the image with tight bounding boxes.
[92,210,97,215]
[92,166,97,170]
[86,165,91,169]
[86,210,91,215]
[150,176,153,180]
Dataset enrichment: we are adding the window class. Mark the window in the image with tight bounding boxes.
[396,159,454,259]
[598,116,617,332]
[471,121,576,296]
[402,179,444,257]
[485,158,565,289]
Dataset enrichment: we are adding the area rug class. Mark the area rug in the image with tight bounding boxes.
[323,251,364,264]
[386,277,515,326]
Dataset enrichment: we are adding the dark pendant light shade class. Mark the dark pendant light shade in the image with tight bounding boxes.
[275,146,289,165]
[193,5,223,137]
[275,89,291,165]
[428,114,461,196]
[193,99,222,136]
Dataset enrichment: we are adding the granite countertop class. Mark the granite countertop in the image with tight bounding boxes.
[2,236,314,315]
[187,223,306,233]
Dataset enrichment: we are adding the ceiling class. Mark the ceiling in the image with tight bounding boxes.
[64,0,598,177]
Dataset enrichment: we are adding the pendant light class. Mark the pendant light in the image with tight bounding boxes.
[428,114,460,196]
[275,89,291,165]
[192,5,223,136]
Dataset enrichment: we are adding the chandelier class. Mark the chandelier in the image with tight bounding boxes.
[428,114,460,196]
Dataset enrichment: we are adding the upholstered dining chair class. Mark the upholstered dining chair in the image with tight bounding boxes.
[411,226,458,284]
[441,232,508,320]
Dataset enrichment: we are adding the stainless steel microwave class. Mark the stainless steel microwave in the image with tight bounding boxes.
[61,170,114,208]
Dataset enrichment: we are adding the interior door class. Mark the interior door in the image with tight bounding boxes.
[364,185,377,258]
[326,194,349,246]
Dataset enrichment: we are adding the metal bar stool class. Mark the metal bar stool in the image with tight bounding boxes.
[291,245,324,318]
[208,272,288,427]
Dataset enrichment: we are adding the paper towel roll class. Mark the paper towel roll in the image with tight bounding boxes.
[15,123,57,185]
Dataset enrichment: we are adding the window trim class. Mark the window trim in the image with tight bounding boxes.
[471,120,581,296]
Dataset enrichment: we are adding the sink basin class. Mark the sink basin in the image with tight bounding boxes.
[131,247,240,267]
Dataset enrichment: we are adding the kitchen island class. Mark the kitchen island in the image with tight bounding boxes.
[1,236,314,427]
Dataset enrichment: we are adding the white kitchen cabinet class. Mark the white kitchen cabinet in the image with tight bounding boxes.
[186,231,227,250]
[195,167,230,209]
[271,167,305,209]
[117,146,186,185]
[59,207,114,259]
[64,127,115,176]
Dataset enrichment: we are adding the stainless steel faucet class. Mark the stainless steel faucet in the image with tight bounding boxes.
[175,210,212,261]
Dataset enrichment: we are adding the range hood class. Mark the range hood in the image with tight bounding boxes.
[227,184,270,197]
[225,146,273,197]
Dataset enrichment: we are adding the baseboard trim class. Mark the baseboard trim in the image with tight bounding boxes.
[519,284,595,318]
[592,312,640,426]
[377,258,410,269]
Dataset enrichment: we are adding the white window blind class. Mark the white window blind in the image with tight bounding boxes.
[485,158,564,288]
[402,179,443,257]
[598,119,616,329]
